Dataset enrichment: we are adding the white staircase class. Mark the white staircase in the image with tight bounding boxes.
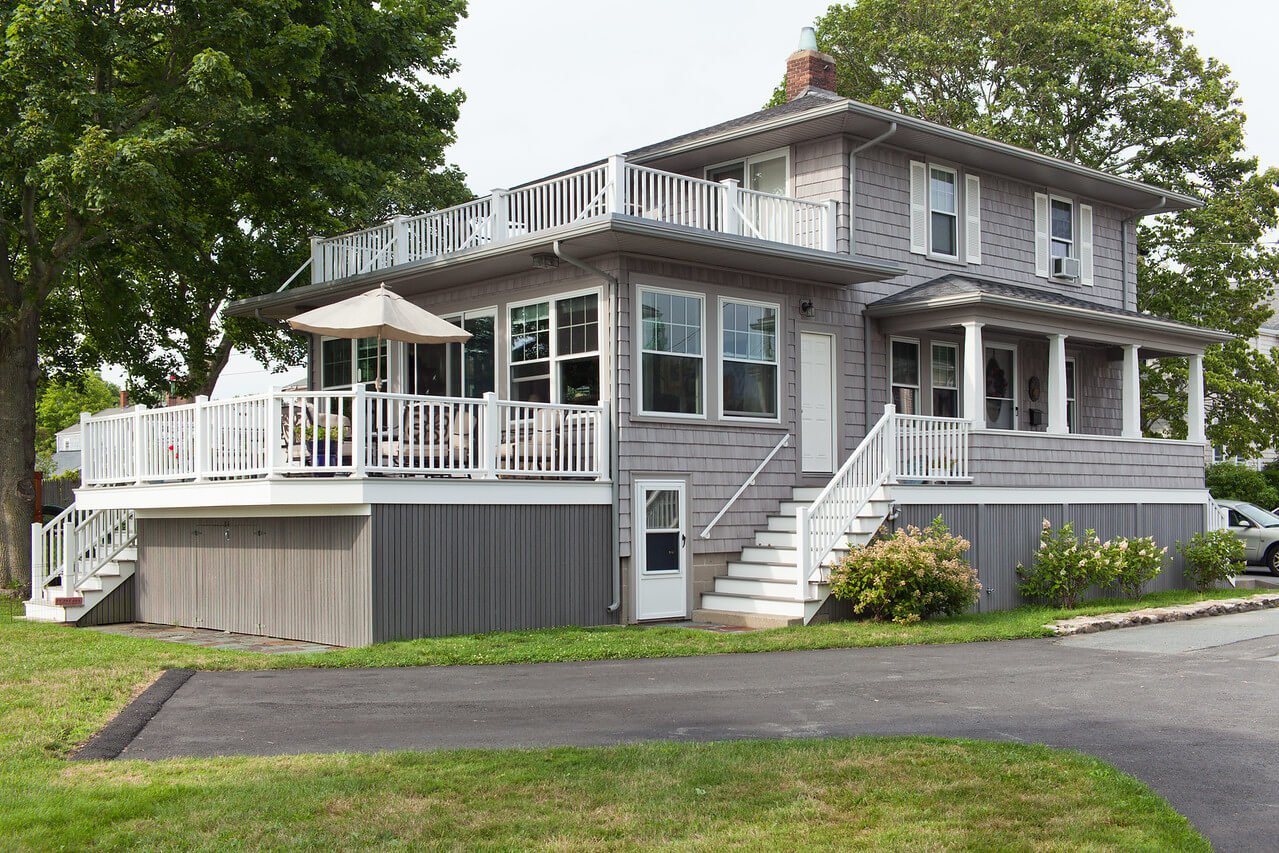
[695,485,894,627]
[24,505,137,624]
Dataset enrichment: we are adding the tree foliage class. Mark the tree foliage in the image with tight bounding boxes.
[0,0,469,585]
[800,0,1279,455]
[35,373,120,458]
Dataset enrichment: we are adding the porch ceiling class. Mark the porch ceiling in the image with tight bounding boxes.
[866,275,1231,356]
[228,216,904,320]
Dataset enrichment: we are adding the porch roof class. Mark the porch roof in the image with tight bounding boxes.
[865,275,1232,355]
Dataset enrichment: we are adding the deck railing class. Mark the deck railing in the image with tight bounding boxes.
[309,157,837,284]
[81,390,610,485]
[796,408,972,595]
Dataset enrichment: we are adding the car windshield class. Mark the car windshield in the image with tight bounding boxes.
[1234,502,1279,528]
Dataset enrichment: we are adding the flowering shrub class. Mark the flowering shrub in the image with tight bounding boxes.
[1107,536,1166,599]
[1177,529,1245,590]
[1017,520,1117,608]
[829,517,980,624]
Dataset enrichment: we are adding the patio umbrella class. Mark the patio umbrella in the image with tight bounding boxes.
[288,284,471,388]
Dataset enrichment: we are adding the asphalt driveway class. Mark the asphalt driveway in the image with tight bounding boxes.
[113,610,1279,851]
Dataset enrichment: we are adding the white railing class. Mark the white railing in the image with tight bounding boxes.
[310,157,837,284]
[81,390,610,485]
[700,434,791,539]
[30,505,136,604]
[796,407,973,596]
[894,414,971,481]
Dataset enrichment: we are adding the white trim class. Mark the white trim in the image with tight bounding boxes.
[717,295,782,423]
[1079,203,1094,286]
[75,478,613,511]
[704,146,792,195]
[1034,192,1050,277]
[636,284,707,419]
[968,428,1203,446]
[136,504,373,519]
[893,485,1213,505]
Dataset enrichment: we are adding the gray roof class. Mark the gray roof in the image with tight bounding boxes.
[624,92,840,160]
[55,404,136,438]
[869,274,1223,336]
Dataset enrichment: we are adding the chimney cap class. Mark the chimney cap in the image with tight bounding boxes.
[798,27,818,52]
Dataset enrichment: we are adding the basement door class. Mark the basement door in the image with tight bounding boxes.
[634,480,687,621]
[800,332,836,472]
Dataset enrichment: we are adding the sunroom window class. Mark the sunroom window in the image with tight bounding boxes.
[640,288,704,416]
[321,337,386,389]
[509,293,600,404]
[408,310,495,398]
[721,299,778,419]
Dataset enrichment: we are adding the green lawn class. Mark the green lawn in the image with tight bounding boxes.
[0,593,1246,849]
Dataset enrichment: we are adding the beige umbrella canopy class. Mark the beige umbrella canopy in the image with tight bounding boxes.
[288,284,470,388]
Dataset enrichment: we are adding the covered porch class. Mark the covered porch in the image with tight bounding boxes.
[866,276,1231,446]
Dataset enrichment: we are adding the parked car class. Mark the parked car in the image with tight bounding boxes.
[1219,499,1279,575]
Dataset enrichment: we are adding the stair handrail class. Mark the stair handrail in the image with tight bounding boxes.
[31,504,84,599]
[796,404,897,598]
[699,433,791,539]
[35,505,137,601]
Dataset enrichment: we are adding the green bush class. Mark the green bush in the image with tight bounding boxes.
[829,517,980,624]
[1017,520,1119,608]
[1205,462,1279,511]
[1107,536,1166,599]
[1177,529,1245,590]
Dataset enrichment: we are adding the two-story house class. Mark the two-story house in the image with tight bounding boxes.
[26,31,1228,644]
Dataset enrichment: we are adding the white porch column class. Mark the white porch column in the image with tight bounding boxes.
[1187,352,1206,443]
[1122,344,1141,439]
[1047,334,1068,435]
[961,321,985,428]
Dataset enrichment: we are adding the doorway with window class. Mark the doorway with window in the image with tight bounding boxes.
[633,480,688,621]
[984,343,1017,429]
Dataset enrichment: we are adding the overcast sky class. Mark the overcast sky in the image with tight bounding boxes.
[208,0,1278,397]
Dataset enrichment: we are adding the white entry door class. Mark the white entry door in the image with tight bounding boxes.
[800,332,836,473]
[634,480,687,621]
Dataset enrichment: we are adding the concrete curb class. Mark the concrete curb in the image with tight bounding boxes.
[72,668,195,761]
[1047,593,1279,636]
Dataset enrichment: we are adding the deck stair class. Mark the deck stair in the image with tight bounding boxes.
[694,485,893,627]
[24,505,137,625]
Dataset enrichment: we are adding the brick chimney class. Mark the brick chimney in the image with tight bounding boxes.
[785,27,836,100]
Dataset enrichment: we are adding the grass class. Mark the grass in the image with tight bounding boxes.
[0,591,1254,849]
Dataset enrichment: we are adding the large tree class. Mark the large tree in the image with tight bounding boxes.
[799,0,1279,452]
[0,0,468,587]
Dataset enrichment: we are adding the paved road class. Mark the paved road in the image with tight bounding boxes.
[119,610,1279,851]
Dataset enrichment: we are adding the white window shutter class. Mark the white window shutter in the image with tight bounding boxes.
[909,160,928,255]
[964,174,982,264]
[1079,204,1094,286]
[1034,192,1050,277]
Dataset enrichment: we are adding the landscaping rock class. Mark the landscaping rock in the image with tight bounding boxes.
[1046,593,1279,636]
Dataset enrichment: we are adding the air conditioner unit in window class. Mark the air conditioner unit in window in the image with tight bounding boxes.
[1052,256,1081,280]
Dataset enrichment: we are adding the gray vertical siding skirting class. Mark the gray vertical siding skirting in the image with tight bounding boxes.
[76,575,136,627]
[369,504,614,643]
[896,501,1205,611]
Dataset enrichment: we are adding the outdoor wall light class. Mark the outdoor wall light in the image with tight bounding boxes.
[800,299,815,318]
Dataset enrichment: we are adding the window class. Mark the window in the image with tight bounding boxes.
[929,166,958,258]
[1051,197,1074,258]
[721,298,779,419]
[931,343,958,418]
[706,149,789,195]
[640,288,704,416]
[509,293,600,404]
[408,309,495,398]
[890,338,920,415]
[320,337,386,389]
[1065,357,1078,433]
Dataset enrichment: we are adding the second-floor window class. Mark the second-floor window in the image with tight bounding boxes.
[1051,197,1074,258]
[909,160,981,264]
[1035,192,1094,285]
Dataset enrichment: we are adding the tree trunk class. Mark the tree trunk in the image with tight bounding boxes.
[0,306,40,593]
[195,334,235,398]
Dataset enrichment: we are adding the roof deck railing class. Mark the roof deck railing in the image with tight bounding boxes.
[310,156,838,285]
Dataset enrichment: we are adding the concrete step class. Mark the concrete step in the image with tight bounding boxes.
[727,560,796,581]
[22,600,69,622]
[691,608,801,629]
